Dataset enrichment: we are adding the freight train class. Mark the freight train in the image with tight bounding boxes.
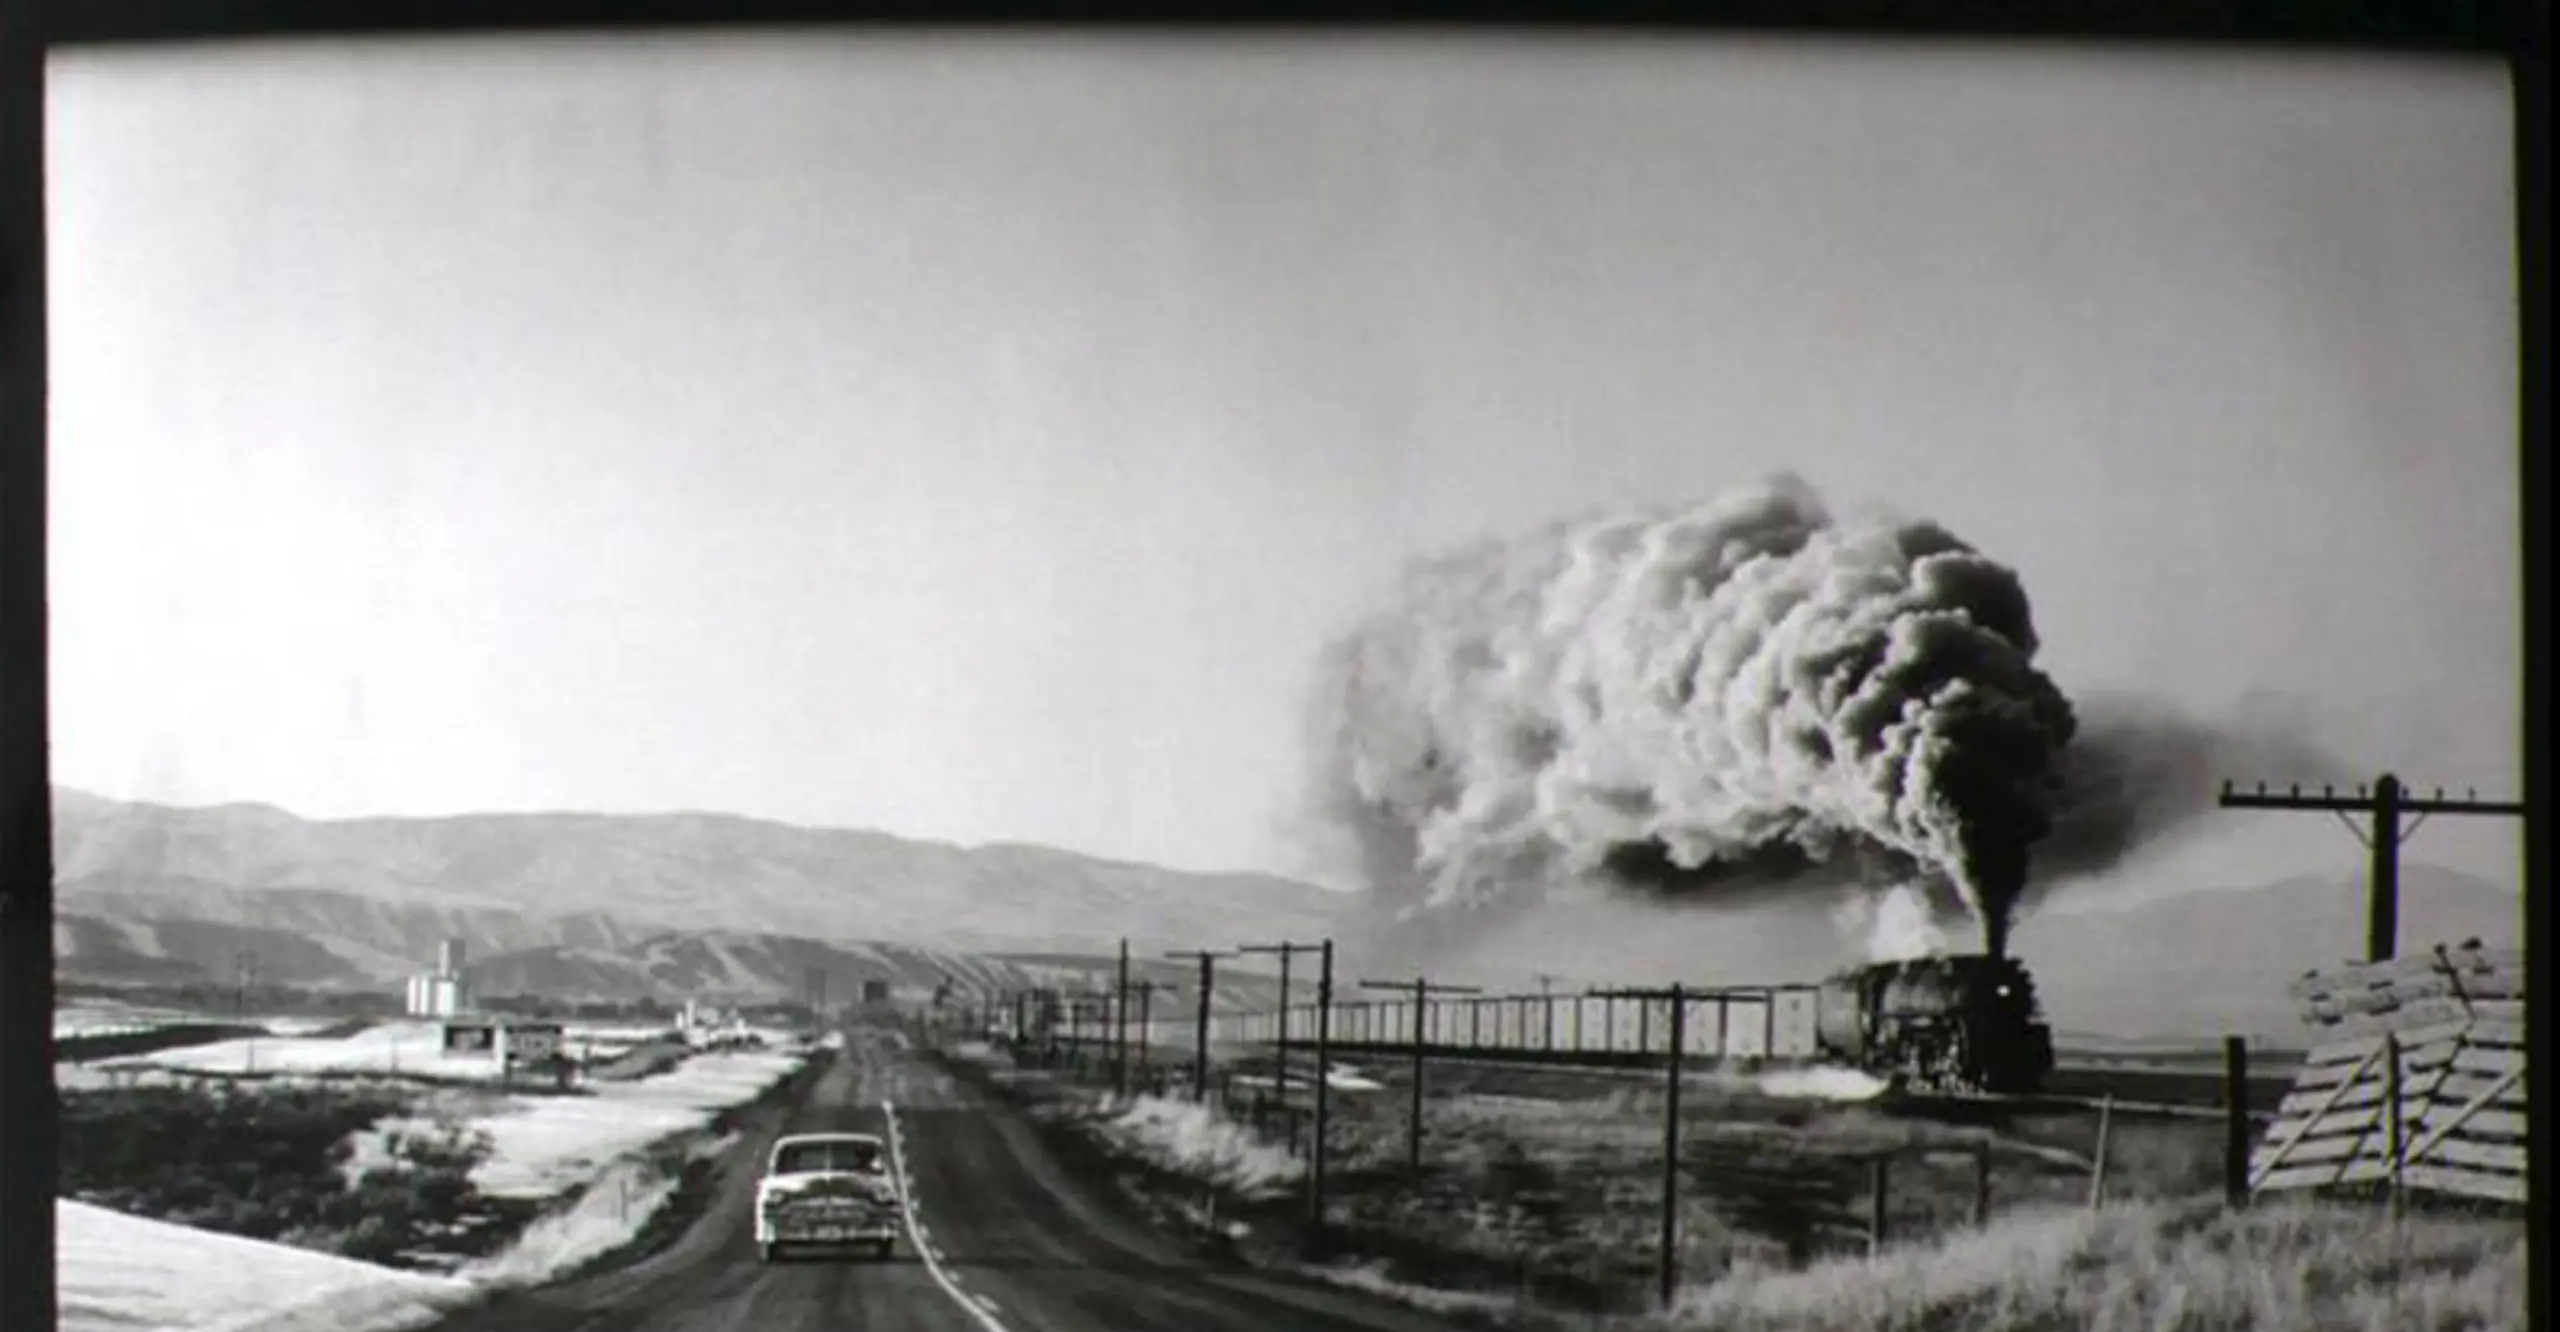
[1083,951,2055,1096]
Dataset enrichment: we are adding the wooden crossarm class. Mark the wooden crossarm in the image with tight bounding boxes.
[2405,1062,2526,1166]
[2254,1039,2385,1185]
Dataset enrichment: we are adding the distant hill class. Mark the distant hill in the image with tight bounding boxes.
[49,787,1344,1004]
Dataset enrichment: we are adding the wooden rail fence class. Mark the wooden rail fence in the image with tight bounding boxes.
[2252,942,2526,1207]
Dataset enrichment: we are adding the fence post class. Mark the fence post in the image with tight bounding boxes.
[1867,1154,1890,1254]
[2224,1035,2251,1210]
[2385,1030,2405,1222]
[2088,1094,2115,1211]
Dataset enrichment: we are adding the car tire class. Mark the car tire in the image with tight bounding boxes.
[760,1243,782,1264]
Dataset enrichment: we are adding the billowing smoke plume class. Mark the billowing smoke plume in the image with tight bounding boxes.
[1833,881,1952,963]
[2032,693,2353,896]
[1306,475,2076,959]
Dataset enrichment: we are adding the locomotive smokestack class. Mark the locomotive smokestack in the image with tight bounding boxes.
[1982,910,2010,961]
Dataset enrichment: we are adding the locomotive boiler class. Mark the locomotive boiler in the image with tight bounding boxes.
[1813,952,2055,1094]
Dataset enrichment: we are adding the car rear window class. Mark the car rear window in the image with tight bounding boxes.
[773,1139,884,1174]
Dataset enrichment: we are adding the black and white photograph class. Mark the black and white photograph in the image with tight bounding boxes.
[4,17,2539,1332]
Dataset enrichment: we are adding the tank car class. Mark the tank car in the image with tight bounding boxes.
[1813,953,2055,1094]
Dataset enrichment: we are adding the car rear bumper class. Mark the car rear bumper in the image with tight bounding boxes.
[758,1220,900,1245]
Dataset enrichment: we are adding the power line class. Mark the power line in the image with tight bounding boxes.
[1245,938,1337,1251]
[2220,772,2524,962]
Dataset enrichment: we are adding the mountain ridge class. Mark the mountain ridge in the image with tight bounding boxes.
[45,788,2524,1040]
[48,786,1349,1001]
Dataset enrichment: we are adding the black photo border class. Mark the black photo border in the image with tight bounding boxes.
[0,4,2541,1330]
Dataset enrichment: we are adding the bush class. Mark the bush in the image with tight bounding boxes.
[58,1080,507,1266]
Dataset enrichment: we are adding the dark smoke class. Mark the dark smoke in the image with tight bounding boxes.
[1304,475,2079,956]
[2033,694,2354,901]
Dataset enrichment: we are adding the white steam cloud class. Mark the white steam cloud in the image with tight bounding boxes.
[1307,475,2077,957]
[1756,1066,1892,1102]
[1833,881,1954,964]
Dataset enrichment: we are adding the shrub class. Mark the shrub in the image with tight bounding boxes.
[58,1080,504,1266]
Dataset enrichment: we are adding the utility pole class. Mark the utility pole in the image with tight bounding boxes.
[1239,941,1321,1093]
[1593,983,1691,1311]
[1165,949,1239,1104]
[1360,976,1483,1178]
[1122,978,1177,1090]
[1082,988,1110,1077]
[1114,940,1132,1098]
[1309,939,1335,1253]
[2220,773,2525,962]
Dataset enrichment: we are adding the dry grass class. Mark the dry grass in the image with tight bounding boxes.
[1311,1077,2211,1306]
[952,1045,2526,1331]
[1648,1196,2526,1332]
[1088,1094,1307,1201]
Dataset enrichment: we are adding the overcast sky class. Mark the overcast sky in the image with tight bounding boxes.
[46,35,2518,897]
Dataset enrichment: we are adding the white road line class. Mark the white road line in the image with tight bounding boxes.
[882,1100,1008,1332]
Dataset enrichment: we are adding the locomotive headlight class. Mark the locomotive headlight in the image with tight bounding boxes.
[1995,985,2013,997]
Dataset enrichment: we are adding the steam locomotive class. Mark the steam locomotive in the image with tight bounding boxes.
[1812,952,2055,1095]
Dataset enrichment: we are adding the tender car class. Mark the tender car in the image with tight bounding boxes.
[754,1132,901,1262]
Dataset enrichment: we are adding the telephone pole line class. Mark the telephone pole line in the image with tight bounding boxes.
[1243,938,1339,1249]
[2220,772,2524,962]
[1165,949,1239,1104]
[1360,976,1483,1178]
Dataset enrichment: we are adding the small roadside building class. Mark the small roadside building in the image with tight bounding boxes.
[439,1016,572,1087]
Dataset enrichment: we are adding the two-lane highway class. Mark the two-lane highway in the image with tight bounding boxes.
[423,1031,1470,1332]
